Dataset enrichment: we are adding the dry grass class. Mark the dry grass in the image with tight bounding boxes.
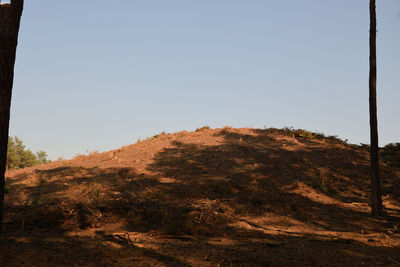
[2,127,400,266]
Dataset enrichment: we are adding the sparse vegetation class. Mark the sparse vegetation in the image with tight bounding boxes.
[267,127,347,144]
[380,143,400,168]
[150,131,166,140]
[293,128,324,139]
[195,126,211,132]
[88,150,99,156]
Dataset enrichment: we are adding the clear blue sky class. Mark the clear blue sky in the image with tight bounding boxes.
[9,0,400,160]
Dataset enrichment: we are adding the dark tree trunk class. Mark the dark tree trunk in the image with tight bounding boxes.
[369,0,384,217]
[0,0,23,234]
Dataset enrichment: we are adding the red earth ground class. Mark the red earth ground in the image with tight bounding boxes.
[1,127,400,266]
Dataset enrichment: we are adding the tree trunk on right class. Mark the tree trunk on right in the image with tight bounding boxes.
[369,0,384,217]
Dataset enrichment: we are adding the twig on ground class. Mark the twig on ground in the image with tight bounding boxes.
[217,259,225,267]
[388,257,400,266]
[112,233,137,248]
[84,204,102,220]
[125,233,136,248]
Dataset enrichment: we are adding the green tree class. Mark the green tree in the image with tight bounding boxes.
[36,150,51,164]
[7,136,51,170]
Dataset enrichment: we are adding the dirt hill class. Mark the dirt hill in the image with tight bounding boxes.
[1,127,400,266]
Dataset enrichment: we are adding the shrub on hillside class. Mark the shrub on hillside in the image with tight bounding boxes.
[7,136,51,170]
[267,127,347,144]
[380,143,400,168]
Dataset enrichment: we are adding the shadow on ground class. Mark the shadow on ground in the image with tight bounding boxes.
[2,128,400,266]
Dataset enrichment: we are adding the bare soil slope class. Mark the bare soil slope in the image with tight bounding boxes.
[1,127,400,266]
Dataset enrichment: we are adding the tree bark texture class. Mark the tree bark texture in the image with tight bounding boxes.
[0,0,23,234]
[369,0,384,217]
